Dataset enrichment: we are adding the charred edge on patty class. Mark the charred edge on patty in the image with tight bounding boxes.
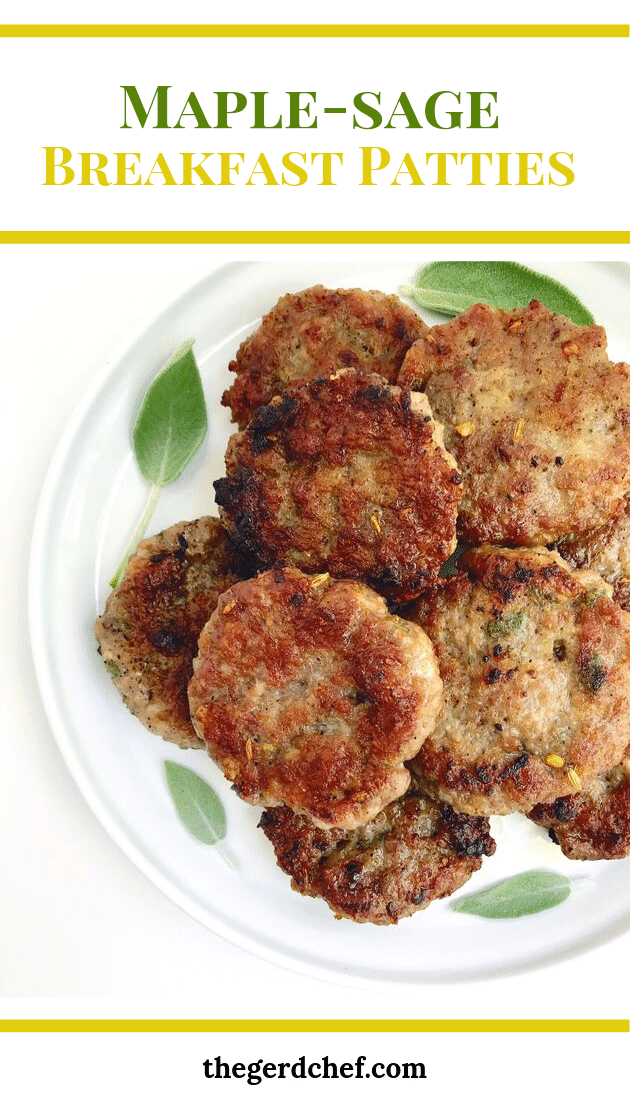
[438,803,497,858]
[249,394,300,455]
[214,468,270,576]
[460,550,581,607]
[528,770,630,860]
[258,786,496,923]
[416,748,534,799]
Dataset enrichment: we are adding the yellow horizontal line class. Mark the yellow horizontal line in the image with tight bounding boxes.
[0,1019,628,1033]
[0,24,628,38]
[2,231,629,245]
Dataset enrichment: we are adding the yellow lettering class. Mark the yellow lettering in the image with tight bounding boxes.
[115,152,141,185]
[219,152,245,185]
[80,152,111,186]
[426,152,458,185]
[517,152,543,186]
[496,152,512,185]
[359,146,390,185]
[281,151,308,186]
[391,153,424,185]
[144,153,178,185]
[43,146,74,185]
[460,152,493,185]
[310,152,342,185]
[245,153,278,185]
[181,153,215,185]
[548,151,574,186]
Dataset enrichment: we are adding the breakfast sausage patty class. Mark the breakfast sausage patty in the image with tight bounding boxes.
[214,369,462,604]
[398,300,630,546]
[406,546,630,816]
[222,284,428,427]
[259,776,496,924]
[528,756,629,861]
[95,517,242,748]
[188,568,443,829]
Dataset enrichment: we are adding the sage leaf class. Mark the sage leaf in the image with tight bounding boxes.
[439,544,466,577]
[486,610,527,638]
[164,760,227,846]
[454,870,572,919]
[401,262,594,325]
[132,340,208,487]
[109,340,208,587]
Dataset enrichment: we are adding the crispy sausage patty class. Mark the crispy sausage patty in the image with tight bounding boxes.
[398,300,630,546]
[95,517,242,748]
[215,369,462,604]
[259,776,496,924]
[222,284,428,427]
[528,756,629,861]
[188,567,442,829]
[406,546,630,815]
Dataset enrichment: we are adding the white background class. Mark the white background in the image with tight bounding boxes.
[1,3,629,1097]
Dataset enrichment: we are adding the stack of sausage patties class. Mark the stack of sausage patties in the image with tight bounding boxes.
[96,286,629,923]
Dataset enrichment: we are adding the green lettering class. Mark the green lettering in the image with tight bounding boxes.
[468,92,498,129]
[385,92,423,129]
[425,91,462,130]
[252,91,282,129]
[215,92,248,128]
[174,92,211,129]
[288,92,317,129]
[353,92,382,130]
[121,85,171,128]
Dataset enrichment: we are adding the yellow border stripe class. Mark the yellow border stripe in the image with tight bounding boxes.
[2,231,628,245]
[0,1019,628,1033]
[0,24,628,38]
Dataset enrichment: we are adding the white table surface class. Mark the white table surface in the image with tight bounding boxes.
[1,246,628,1018]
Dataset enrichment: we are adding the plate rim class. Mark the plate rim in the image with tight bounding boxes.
[27,259,630,989]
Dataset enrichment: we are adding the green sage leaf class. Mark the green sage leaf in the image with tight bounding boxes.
[454,870,572,919]
[133,340,208,486]
[439,544,467,577]
[401,262,594,325]
[164,760,227,846]
[109,341,208,587]
[486,610,527,638]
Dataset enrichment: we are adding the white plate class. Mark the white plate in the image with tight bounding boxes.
[29,260,630,987]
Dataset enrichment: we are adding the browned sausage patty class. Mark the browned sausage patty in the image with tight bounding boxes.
[259,776,495,924]
[215,369,462,604]
[222,284,428,427]
[553,503,630,612]
[188,568,442,829]
[406,546,630,816]
[528,756,629,861]
[398,300,630,546]
[95,517,242,749]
